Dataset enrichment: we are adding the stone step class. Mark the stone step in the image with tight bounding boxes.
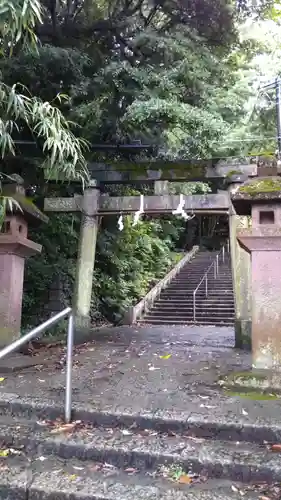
[168,278,233,284]
[149,310,235,318]
[158,295,234,300]
[157,302,235,306]
[153,303,234,310]
[161,290,234,295]
[166,286,233,292]
[140,318,235,325]
[0,455,258,500]
[0,418,280,487]
[171,277,233,283]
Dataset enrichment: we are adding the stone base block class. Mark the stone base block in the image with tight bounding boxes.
[235,319,252,350]
[220,368,281,396]
[74,314,92,343]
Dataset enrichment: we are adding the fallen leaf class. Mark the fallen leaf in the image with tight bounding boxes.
[36,420,48,427]
[68,474,77,480]
[103,462,117,469]
[271,444,281,452]
[89,464,102,472]
[9,448,21,455]
[0,378,5,383]
[178,474,192,484]
[125,467,138,474]
[159,354,171,360]
[0,449,9,457]
[50,423,77,435]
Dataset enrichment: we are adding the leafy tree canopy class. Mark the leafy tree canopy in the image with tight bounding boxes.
[0,0,255,170]
[0,0,89,183]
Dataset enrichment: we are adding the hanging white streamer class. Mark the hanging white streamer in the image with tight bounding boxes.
[172,193,185,215]
[117,215,124,231]
[132,194,144,226]
[172,193,195,221]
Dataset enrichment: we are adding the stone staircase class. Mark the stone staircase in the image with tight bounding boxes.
[139,250,235,326]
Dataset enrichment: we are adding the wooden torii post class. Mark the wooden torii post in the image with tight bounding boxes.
[44,180,230,336]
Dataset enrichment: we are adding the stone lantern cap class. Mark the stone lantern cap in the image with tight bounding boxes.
[231,177,281,216]
[2,179,48,227]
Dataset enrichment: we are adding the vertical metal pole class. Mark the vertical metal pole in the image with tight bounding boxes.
[65,313,74,423]
[216,255,219,276]
[222,246,225,263]
[193,291,196,322]
[276,77,281,157]
[205,275,208,297]
[214,261,216,279]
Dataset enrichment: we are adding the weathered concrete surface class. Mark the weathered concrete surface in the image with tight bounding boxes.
[0,325,280,498]
[1,415,281,483]
[1,325,281,434]
[0,454,260,500]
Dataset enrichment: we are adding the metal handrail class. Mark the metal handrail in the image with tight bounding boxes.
[0,307,74,423]
[193,245,227,322]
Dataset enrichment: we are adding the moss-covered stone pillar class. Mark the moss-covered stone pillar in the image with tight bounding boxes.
[73,180,99,335]
[154,181,169,195]
[228,177,252,349]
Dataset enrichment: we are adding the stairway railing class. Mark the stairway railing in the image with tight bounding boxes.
[0,307,74,423]
[193,245,227,322]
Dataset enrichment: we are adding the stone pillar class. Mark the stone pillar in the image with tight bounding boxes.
[0,215,42,347]
[237,195,281,370]
[228,178,252,349]
[154,180,169,195]
[73,180,100,335]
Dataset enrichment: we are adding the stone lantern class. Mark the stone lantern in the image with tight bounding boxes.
[232,177,281,371]
[0,178,48,348]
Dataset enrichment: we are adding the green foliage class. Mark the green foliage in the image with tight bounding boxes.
[0,0,89,184]
[169,182,211,195]
[0,0,43,51]
[94,216,182,323]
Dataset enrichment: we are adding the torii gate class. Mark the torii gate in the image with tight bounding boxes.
[44,176,251,348]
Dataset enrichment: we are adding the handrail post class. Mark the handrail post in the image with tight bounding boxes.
[205,274,208,297]
[214,261,216,279]
[222,245,225,263]
[65,313,74,424]
[193,291,196,322]
[216,254,219,276]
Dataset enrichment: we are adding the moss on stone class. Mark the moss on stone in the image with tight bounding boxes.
[239,178,281,196]
[222,370,268,383]
[224,390,279,400]
[226,170,243,177]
